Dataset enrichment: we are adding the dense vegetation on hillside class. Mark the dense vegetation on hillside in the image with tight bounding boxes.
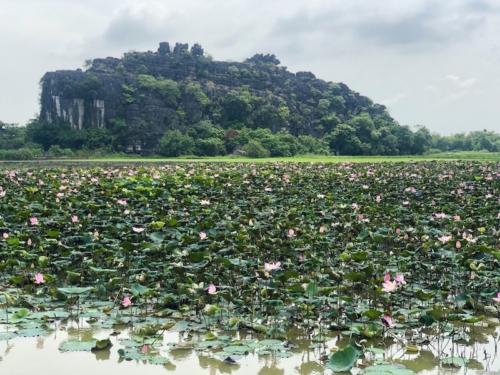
[1,42,499,159]
[28,43,436,156]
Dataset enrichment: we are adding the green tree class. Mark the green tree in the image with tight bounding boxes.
[241,140,270,158]
[260,129,299,156]
[159,130,195,156]
[222,90,254,123]
[83,128,111,149]
[327,124,363,155]
[0,122,26,149]
[195,137,225,156]
[411,126,432,154]
[137,74,180,106]
[187,120,224,139]
[349,113,375,145]
[297,135,330,155]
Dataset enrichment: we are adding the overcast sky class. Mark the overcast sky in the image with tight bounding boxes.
[1,0,499,134]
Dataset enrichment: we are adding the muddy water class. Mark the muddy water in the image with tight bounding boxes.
[1,322,499,375]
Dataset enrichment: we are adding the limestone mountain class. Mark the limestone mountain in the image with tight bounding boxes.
[37,42,425,155]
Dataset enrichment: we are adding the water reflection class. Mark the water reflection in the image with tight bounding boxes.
[94,348,111,361]
[199,355,241,374]
[0,320,499,375]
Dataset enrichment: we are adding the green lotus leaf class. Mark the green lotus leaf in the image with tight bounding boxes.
[327,344,361,372]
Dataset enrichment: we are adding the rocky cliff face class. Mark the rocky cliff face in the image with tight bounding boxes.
[41,70,120,130]
[39,42,394,150]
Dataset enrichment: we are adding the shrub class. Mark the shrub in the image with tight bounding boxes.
[260,130,300,156]
[47,145,75,158]
[297,135,330,155]
[241,140,270,158]
[0,147,43,160]
[137,74,180,105]
[195,137,226,156]
[159,130,195,157]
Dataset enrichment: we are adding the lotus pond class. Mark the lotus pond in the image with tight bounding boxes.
[0,161,499,374]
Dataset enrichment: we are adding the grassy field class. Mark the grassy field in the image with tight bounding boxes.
[1,151,499,164]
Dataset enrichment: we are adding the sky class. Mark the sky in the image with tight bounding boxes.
[1,0,499,135]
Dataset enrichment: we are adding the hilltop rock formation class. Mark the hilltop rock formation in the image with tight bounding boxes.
[39,42,403,153]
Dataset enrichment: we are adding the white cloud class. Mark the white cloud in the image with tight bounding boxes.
[381,93,407,107]
[0,0,499,135]
[425,85,439,94]
[445,74,477,89]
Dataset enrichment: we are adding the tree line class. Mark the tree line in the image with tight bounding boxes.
[0,119,498,160]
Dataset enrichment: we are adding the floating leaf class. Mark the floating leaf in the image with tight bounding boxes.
[57,287,93,295]
[11,308,30,322]
[92,338,112,351]
[441,357,469,368]
[363,363,415,375]
[59,340,97,352]
[327,344,361,372]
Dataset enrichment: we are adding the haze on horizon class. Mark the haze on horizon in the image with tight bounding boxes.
[1,0,499,135]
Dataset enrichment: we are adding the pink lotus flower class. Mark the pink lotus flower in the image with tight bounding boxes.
[207,283,217,295]
[395,274,406,285]
[382,280,397,293]
[434,212,447,219]
[34,273,45,285]
[493,292,500,304]
[27,238,32,246]
[2,232,8,239]
[132,227,144,233]
[122,296,132,308]
[199,231,207,240]
[382,315,395,328]
[287,229,296,238]
[140,344,151,354]
[117,199,127,206]
[455,240,462,249]
[382,273,397,293]
[71,215,79,223]
[438,235,452,243]
[264,262,281,272]
[29,217,39,226]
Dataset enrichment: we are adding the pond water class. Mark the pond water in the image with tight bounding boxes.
[1,320,499,375]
